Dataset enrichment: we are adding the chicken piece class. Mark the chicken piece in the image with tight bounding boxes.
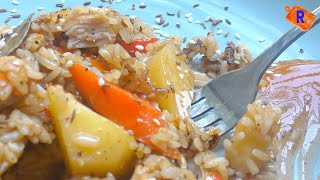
[62,12,116,49]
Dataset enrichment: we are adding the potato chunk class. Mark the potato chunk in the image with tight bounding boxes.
[147,43,194,118]
[47,85,136,178]
[224,100,281,175]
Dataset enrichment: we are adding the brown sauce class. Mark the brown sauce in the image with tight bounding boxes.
[259,60,320,137]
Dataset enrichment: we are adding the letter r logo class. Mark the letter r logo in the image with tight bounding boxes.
[296,10,305,23]
[285,6,316,31]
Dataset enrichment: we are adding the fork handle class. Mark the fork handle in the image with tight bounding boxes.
[248,6,320,79]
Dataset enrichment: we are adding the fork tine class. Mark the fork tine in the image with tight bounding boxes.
[220,126,235,137]
[214,121,236,137]
[0,13,34,56]
[203,118,222,128]
[194,110,220,128]
[191,96,205,106]
[190,97,211,118]
[191,107,214,120]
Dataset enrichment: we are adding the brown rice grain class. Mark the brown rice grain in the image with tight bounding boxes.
[139,2,146,9]
[160,166,180,179]
[194,152,204,165]
[168,141,181,149]
[194,137,204,151]
[11,14,21,18]
[252,149,270,161]
[177,130,188,148]
[106,172,116,180]
[234,131,245,141]
[246,158,259,175]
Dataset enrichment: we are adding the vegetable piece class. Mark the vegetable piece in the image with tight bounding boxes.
[69,64,179,158]
[82,49,110,72]
[146,43,194,118]
[47,85,136,178]
[117,38,158,57]
[225,100,281,175]
[207,172,223,180]
[90,57,109,72]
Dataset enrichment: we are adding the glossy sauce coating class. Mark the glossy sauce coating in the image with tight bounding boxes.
[258,60,320,179]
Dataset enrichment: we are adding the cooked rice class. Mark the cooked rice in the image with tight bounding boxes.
[131,154,196,180]
[70,172,116,180]
[184,31,252,80]
[224,100,281,176]
[0,109,54,174]
[0,55,51,136]
[0,5,283,180]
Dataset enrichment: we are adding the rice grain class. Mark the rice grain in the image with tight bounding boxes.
[252,149,269,161]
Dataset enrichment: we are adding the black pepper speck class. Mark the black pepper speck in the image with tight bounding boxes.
[193,3,199,8]
[5,17,11,23]
[212,19,222,26]
[225,19,231,25]
[166,12,175,16]
[299,49,304,53]
[163,21,169,27]
[0,9,7,13]
[77,151,82,157]
[224,31,230,37]
[83,1,91,6]
[56,3,63,8]
[182,37,186,43]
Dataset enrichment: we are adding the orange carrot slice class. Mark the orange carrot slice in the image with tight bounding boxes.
[69,64,179,158]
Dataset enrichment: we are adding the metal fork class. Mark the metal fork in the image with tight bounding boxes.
[0,13,34,56]
[191,6,320,136]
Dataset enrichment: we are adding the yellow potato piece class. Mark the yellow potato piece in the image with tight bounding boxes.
[225,101,281,175]
[147,43,194,118]
[226,120,270,174]
[47,85,136,178]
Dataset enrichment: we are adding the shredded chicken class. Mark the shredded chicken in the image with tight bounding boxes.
[62,12,116,49]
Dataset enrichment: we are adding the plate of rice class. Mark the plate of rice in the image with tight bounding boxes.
[0,1,319,180]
